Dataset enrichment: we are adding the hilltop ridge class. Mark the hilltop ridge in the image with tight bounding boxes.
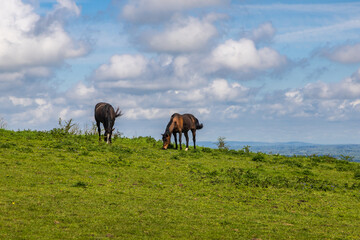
[1,129,360,239]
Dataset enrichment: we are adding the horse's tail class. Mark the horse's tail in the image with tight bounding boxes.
[195,118,203,130]
[115,107,123,118]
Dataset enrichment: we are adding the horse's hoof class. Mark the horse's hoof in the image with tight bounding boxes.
[185,148,188,151]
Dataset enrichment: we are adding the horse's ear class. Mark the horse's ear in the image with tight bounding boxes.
[112,128,115,131]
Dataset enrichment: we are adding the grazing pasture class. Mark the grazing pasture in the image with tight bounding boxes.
[1,128,360,239]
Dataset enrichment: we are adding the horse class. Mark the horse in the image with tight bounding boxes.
[94,102,123,144]
[162,113,203,150]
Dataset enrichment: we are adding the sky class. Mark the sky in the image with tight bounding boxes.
[2,0,360,144]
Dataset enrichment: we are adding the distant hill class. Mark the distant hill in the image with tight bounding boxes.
[198,141,360,162]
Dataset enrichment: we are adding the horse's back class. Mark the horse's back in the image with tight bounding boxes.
[95,102,108,112]
[95,102,110,121]
[182,113,203,130]
[180,114,195,130]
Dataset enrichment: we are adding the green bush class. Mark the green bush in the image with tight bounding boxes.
[252,153,265,162]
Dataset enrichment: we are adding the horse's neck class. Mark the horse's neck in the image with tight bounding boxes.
[166,121,175,133]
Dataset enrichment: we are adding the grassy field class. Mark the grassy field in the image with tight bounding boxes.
[1,128,360,239]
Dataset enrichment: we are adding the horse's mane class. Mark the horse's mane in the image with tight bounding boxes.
[165,114,178,134]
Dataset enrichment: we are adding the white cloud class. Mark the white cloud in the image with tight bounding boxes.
[55,0,81,16]
[303,69,360,99]
[205,79,250,102]
[93,53,208,92]
[251,22,276,42]
[223,105,246,119]
[146,16,218,53]
[257,68,360,121]
[0,0,87,71]
[285,90,303,104]
[162,78,252,107]
[95,54,148,80]
[70,82,96,99]
[10,101,54,126]
[323,43,360,63]
[9,96,33,106]
[122,0,228,23]
[125,108,169,120]
[59,107,88,120]
[0,72,25,83]
[350,99,360,107]
[210,38,287,72]
[35,98,47,105]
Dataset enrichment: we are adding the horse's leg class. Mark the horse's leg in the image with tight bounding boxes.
[173,132,178,149]
[184,131,189,151]
[108,132,112,144]
[192,129,196,149]
[96,121,101,141]
[179,131,182,150]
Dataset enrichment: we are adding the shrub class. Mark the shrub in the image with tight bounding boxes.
[310,154,337,163]
[252,153,265,162]
[201,147,212,153]
[216,136,228,150]
[242,145,251,155]
[0,117,7,129]
[339,155,354,162]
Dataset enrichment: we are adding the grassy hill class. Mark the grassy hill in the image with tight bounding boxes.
[1,128,360,239]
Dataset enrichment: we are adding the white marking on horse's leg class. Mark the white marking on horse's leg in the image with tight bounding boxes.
[107,133,110,144]
[185,148,188,151]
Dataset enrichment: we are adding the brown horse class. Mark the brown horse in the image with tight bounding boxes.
[162,113,203,150]
[94,102,123,144]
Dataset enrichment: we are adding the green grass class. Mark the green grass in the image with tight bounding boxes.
[1,129,360,239]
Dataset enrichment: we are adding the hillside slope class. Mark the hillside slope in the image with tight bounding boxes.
[1,129,360,239]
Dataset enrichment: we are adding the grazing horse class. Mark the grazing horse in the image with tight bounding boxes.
[162,113,203,150]
[94,102,123,144]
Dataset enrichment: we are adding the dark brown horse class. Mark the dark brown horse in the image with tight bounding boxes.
[94,102,123,144]
[162,113,203,150]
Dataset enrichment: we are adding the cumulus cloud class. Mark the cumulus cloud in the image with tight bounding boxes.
[0,0,91,130]
[303,68,360,99]
[205,79,251,102]
[322,43,360,63]
[161,78,253,108]
[118,77,254,120]
[0,0,88,71]
[9,96,34,107]
[125,108,170,120]
[67,82,96,100]
[145,15,218,53]
[257,68,360,121]
[251,22,276,43]
[209,38,287,73]
[122,0,229,23]
[92,53,208,93]
[95,54,148,81]
[55,0,81,16]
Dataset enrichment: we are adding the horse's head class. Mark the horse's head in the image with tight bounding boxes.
[162,132,171,150]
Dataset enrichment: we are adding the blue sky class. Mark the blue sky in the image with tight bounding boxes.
[2,0,360,144]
